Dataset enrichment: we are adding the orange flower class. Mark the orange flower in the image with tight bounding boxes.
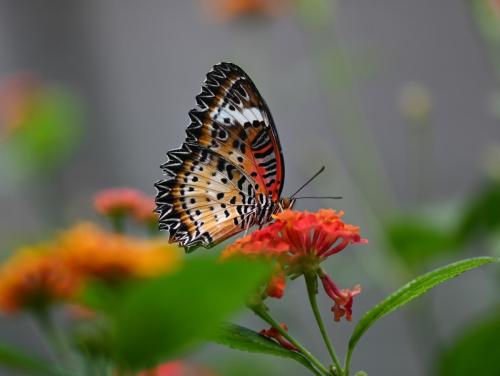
[200,0,288,22]
[59,223,181,283]
[223,223,290,260]
[222,224,289,298]
[260,323,297,351]
[0,248,77,313]
[137,361,217,376]
[274,209,366,261]
[0,223,181,314]
[266,270,286,298]
[222,209,367,321]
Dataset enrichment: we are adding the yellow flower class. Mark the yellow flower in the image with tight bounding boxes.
[58,223,181,283]
[0,247,77,313]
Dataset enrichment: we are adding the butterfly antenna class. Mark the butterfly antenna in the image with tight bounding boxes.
[290,166,326,198]
[294,196,342,200]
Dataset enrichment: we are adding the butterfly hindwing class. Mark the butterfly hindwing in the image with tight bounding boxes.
[156,143,259,251]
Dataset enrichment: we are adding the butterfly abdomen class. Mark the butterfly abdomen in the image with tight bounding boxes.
[252,194,274,226]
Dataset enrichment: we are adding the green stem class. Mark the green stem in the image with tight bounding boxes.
[147,222,159,237]
[252,303,329,376]
[32,309,73,372]
[304,273,343,375]
[344,349,353,376]
[110,215,125,233]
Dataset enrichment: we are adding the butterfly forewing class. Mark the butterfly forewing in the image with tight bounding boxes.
[156,62,285,251]
[186,63,284,200]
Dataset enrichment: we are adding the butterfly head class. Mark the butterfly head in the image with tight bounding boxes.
[278,197,296,212]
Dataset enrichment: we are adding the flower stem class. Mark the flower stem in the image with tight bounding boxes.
[252,303,329,376]
[110,215,125,233]
[304,272,343,375]
[32,309,73,372]
[344,349,353,376]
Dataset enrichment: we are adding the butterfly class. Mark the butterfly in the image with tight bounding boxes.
[155,62,296,252]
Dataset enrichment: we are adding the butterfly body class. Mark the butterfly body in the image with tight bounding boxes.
[156,62,293,252]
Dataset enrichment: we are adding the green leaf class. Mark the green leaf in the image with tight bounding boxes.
[347,257,499,365]
[437,308,500,376]
[86,257,270,371]
[211,323,318,374]
[0,341,64,376]
[386,216,458,268]
[458,181,500,243]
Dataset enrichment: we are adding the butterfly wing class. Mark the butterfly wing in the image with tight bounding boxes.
[156,143,259,251]
[186,62,285,200]
[155,62,285,251]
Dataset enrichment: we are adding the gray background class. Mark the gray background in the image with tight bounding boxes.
[0,1,498,375]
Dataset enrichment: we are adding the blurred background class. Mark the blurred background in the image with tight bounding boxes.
[1,1,499,375]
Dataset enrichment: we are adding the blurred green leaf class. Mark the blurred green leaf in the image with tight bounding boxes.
[346,257,499,368]
[212,355,281,376]
[488,231,500,258]
[211,323,317,374]
[386,216,458,268]
[85,257,270,371]
[72,323,112,361]
[437,309,500,376]
[0,341,64,376]
[16,87,83,171]
[321,49,380,92]
[389,181,500,262]
[471,0,500,44]
[0,85,83,185]
[295,0,331,28]
[458,181,500,243]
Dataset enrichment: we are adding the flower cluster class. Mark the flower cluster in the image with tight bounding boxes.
[222,209,367,322]
[94,188,158,229]
[0,247,77,313]
[0,223,180,314]
[59,223,179,282]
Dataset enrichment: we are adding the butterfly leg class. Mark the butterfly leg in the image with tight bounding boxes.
[244,221,251,237]
[278,202,284,213]
[243,213,255,237]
